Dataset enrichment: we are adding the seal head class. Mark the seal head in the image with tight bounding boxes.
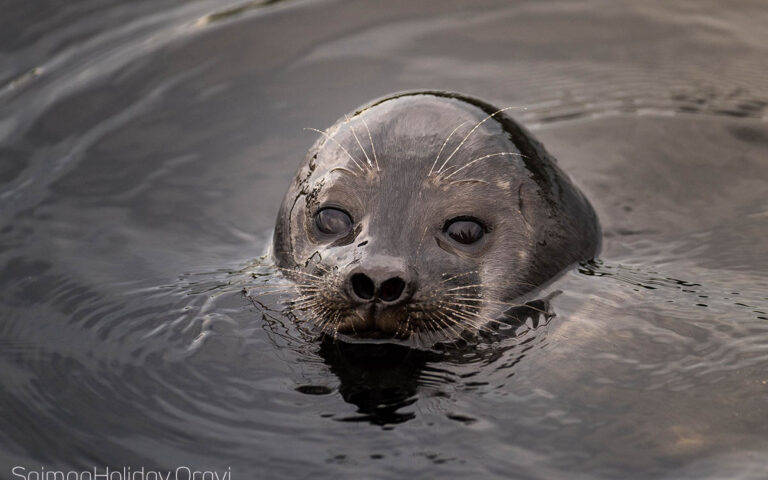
[273,91,599,341]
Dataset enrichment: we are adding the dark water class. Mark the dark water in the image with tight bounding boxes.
[1,0,767,478]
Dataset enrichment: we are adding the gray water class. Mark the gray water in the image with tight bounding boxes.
[1,0,767,478]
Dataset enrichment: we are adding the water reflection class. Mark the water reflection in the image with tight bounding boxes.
[318,340,424,425]
[244,271,556,426]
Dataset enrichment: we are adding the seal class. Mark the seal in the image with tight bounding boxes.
[273,91,600,342]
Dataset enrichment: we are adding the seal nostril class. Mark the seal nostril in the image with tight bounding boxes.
[379,277,406,302]
[351,273,375,300]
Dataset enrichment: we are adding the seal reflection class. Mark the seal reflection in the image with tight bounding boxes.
[318,339,428,425]
[298,300,554,426]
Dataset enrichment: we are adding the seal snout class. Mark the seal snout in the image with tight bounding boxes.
[345,259,415,307]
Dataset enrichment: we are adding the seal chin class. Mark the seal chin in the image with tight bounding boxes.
[338,305,409,338]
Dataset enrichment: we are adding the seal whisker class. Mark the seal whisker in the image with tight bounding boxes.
[284,292,318,302]
[429,120,470,175]
[329,311,345,336]
[440,307,488,333]
[314,304,344,334]
[331,325,339,341]
[248,281,318,288]
[443,306,505,333]
[359,115,380,171]
[442,296,491,303]
[458,277,535,288]
[344,114,373,169]
[435,106,521,174]
[400,313,413,339]
[440,284,487,291]
[305,303,327,320]
[435,282,536,302]
[425,315,449,344]
[394,313,407,338]
[472,298,550,315]
[425,309,464,339]
[311,303,334,324]
[405,313,415,339]
[415,223,430,257]
[440,290,483,300]
[249,288,321,296]
[304,300,340,334]
[450,295,550,318]
[438,270,479,284]
[443,294,543,313]
[304,127,367,173]
[286,294,332,309]
[437,296,483,311]
[310,264,339,278]
[443,152,524,180]
[438,298,501,319]
[276,267,326,281]
[315,308,340,332]
[438,300,484,312]
[304,301,335,336]
[309,263,335,274]
[347,312,359,337]
[316,315,336,335]
[425,321,445,346]
[285,298,323,310]
[247,284,317,292]
[278,280,322,292]
[452,309,507,330]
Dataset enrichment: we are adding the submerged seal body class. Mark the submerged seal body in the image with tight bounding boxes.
[273,91,599,341]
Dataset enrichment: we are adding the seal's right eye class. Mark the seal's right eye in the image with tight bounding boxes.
[444,218,485,245]
[314,208,352,236]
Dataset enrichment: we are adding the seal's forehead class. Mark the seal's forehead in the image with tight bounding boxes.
[358,95,491,136]
[308,93,520,180]
[359,95,514,167]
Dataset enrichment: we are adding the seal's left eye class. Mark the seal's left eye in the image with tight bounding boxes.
[445,218,485,245]
[314,208,352,236]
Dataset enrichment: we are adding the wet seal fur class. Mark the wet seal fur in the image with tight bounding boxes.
[273,91,600,343]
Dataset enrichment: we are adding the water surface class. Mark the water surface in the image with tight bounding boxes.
[1,0,767,478]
